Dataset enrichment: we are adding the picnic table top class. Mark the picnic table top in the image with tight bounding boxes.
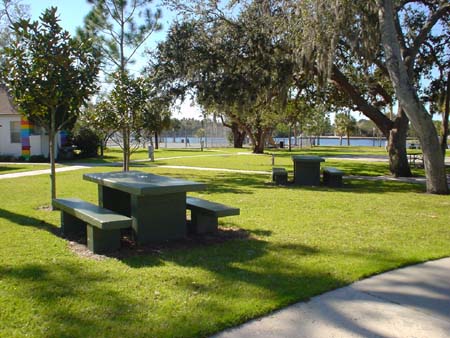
[291,155,325,162]
[83,171,206,196]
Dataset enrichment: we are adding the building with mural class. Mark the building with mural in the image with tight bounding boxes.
[0,86,50,159]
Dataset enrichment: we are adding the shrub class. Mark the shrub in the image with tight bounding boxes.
[29,155,48,163]
[72,127,99,158]
[0,155,17,162]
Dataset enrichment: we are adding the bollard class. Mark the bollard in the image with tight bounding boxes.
[148,145,154,162]
[271,154,275,166]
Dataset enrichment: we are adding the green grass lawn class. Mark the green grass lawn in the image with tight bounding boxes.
[68,147,234,164]
[0,163,54,175]
[150,147,429,177]
[62,145,448,177]
[1,160,449,337]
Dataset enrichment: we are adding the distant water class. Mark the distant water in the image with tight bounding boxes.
[157,136,387,148]
[274,137,387,147]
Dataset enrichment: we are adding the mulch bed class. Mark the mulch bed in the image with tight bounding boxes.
[66,226,250,260]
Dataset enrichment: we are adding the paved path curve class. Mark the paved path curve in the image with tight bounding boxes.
[212,257,450,338]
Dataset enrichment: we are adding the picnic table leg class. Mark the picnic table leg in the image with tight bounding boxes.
[87,225,121,254]
[293,162,322,186]
[61,212,86,237]
[98,185,131,216]
[131,192,187,244]
[190,212,218,234]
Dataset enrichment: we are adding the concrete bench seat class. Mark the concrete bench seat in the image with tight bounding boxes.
[272,167,288,185]
[322,167,344,187]
[186,196,240,234]
[53,198,132,253]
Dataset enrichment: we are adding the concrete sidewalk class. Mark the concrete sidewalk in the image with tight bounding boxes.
[0,165,89,180]
[213,257,450,338]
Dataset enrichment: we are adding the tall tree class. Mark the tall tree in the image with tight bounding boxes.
[82,0,162,170]
[142,95,172,149]
[77,99,117,157]
[291,0,449,193]
[2,7,99,203]
[334,112,357,146]
[377,0,448,194]
[96,71,149,160]
[154,1,293,153]
[0,0,29,72]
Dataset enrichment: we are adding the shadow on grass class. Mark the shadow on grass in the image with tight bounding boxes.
[161,166,427,195]
[116,229,427,338]
[0,166,26,173]
[342,179,425,194]
[324,161,390,177]
[272,178,425,194]
[161,171,269,195]
[0,262,148,337]
[0,208,60,236]
[1,244,440,338]
[120,235,347,305]
[1,205,437,337]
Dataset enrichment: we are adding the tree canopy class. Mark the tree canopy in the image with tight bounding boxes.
[81,0,162,170]
[2,7,99,202]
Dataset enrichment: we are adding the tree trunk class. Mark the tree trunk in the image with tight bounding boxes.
[155,132,159,150]
[247,128,266,154]
[378,0,448,194]
[387,108,412,177]
[288,125,292,151]
[330,65,411,177]
[253,134,265,153]
[339,135,343,146]
[49,112,57,208]
[122,128,130,171]
[441,72,449,156]
[231,122,246,148]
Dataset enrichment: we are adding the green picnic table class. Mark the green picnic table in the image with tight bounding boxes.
[83,171,206,244]
[292,155,325,186]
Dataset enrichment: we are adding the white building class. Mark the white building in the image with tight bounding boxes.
[0,87,49,158]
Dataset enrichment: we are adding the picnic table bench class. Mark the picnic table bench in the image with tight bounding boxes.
[408,152,424,168]
[322,167,344,187]
[53,198,132,254]
[186,196,240,234]
[272,167,288,185]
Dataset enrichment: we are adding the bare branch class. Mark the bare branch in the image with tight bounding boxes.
[406,3,450,68]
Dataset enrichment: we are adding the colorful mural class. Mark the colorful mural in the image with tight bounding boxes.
[20,116,31,160]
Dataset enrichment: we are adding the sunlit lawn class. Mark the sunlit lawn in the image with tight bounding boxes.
[0,163,55,175]
[63,145,450,178]
[148,146,432,177]
[1,157,450,337]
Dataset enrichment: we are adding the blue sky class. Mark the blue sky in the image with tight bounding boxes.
[29,0,173,46]
[29,1,202,119]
